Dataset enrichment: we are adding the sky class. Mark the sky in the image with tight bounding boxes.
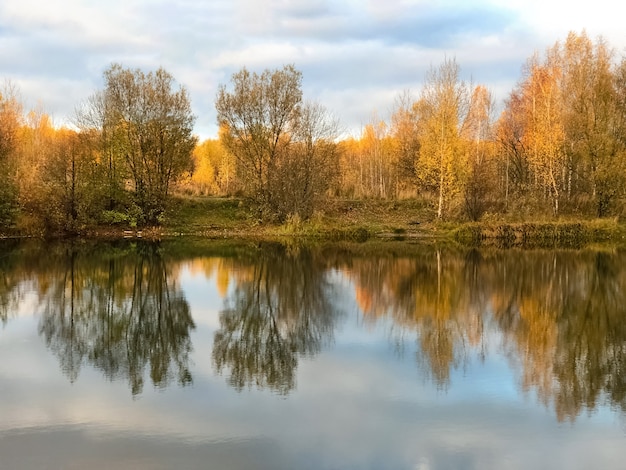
[1,0,624,140]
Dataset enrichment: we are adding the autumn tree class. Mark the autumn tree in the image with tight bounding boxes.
[335,137,362,198]
[390,91,420,197]
[216,65,338,221]
[337,119,396,199]
[185,137,237,196]
[561,32,626,216]
[496,31,626,218]
[461,85,496,220]
[216,65,301,219]
[0,84,22,226]
[40,129,104,232]
[14,109,57,230]
[497,49,566,216]
[270,101,339,218]
[496,88,530,210]
[561,32,621,216]
[360,119,396,198]
[75,90,127,212]
[99,64,197,224]
[415,58,469,219]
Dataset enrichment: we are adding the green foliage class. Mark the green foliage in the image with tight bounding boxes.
[101,210,132,226]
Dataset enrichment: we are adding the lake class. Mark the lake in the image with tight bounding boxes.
[1,239,625,469]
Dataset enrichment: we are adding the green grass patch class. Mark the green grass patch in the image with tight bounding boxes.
[163,195,253,235]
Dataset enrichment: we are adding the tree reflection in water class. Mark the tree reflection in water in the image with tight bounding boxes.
[36,243,194,395]
[343,246,626,421]
[2,239,626,420]
[0,240,31,326]
[213,244,339,394]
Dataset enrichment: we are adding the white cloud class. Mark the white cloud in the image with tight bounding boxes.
[0,0,623,138]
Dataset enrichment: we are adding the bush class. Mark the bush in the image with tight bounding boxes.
[101,210,131,225]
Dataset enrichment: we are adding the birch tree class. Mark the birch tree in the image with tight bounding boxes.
[415,58,469,219]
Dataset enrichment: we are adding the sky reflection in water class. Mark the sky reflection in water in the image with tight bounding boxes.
[0,240,625,469]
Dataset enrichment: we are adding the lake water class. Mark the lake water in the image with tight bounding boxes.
[1,239,625,469]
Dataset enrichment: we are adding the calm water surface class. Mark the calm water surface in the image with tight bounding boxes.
[0,239,625,469]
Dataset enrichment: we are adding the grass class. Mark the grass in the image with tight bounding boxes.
[160,196,440,241]
[163,195,254,235]
[159,196,626,248]
[453,218,626,248]
[4,193,626,248]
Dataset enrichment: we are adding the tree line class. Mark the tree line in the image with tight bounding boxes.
[0,64,196,232]
[2,30,626,233]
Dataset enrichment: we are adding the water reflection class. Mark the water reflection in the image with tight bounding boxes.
[0,240,29,325]
[2,239,626,422]
[213,244,339,394]
[342,247,626,421]
[342,248,487,389]
[32,243,194,395]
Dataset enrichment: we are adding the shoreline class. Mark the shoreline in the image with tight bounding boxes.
[2,196,625,248]
[2,219,624,249]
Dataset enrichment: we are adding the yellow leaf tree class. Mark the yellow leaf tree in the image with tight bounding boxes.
[415,58,469,219]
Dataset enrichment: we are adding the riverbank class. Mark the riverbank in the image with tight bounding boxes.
[1,195,625,248]
[153,196,626,248]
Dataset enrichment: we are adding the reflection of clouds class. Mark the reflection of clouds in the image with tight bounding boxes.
[1,305,625,469]
[2,245,626,468]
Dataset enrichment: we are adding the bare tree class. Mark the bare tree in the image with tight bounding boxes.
[216,65,338,221]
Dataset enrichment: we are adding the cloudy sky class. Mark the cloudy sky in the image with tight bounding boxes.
[1,0,623,139]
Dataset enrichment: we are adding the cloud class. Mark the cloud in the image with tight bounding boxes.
[0,0,622,138]
[234,0,517,48]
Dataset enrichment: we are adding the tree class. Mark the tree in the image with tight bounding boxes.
[461,85,496,220]
[0,83,22,226]
[559,32,624,216]
[185,137,237,196]
[496,88,531,211]
[390,90,420,197]
[560,32,622,216]
[216,65,301,220]
[358,118,396,198]
[41,129,103,232]
[497,49,566,216]
[415,58,469,219]
[75,90,127,212]
[100,64,197,224]
[15,109,57,230]
[271,101,339,218]
[216,65,338,221]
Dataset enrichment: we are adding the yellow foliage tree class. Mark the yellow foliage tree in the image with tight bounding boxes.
[415,58,469,219]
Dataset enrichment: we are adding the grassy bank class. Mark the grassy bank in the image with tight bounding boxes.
[160,196,626,248]
[453,219,626,248]
[160,196,439,242]
[2,195,626,248]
